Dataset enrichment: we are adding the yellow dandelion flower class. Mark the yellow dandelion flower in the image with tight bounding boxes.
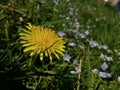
[19,23,65,61]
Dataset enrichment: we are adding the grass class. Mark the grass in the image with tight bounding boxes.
[0,0,120,90]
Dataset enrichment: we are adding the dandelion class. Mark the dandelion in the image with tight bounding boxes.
[19,23,65,61]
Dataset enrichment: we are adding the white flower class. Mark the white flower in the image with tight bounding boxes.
[107,49,112,53]
[37,4,40,11]
[106,56,113,61]
[19,17,23,22]
[100,54,105,59]
[70,65,81,74]
[66,17,70,20]
[68,42,76,47]
[104,0,109,3]
[102,45,108,50]
[92,68,99,74]
[85,30,90,35]
[118,76,120,82]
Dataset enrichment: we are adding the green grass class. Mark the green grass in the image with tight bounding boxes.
[0,0,120,90]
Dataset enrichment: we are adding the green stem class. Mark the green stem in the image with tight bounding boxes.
[77,59,82,90]
[0,4,26,14]
[87,48,94,90]
[5,24,9,41]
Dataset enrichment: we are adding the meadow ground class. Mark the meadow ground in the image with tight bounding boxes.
[0,0,120,90]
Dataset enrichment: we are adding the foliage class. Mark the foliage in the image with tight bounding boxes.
[0,0,120,90]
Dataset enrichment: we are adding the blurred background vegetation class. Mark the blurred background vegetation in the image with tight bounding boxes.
[0,0,120,90]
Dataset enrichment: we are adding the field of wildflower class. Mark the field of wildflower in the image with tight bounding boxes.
[0,0,120,90]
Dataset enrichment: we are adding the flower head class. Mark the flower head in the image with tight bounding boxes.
[98,72,112,78]
[63,53,71,62]
[70,65,81,74]
[100,62,108,70]
[118,76,120,82]
[19,23,65,61]
[89,40,99,48]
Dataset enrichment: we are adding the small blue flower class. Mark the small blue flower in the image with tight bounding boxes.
[57,31,65,37]
[118,76,120,82]
[73,59,78,64]
[89,40,99,48]
[95,18,99,21]
[100,54,113,61]
[85,30,90,35]
[21,12,26,17]
[107,49,112,53]
[19,17,23,22]
[100,54,105,60]
[66,17,70,20]
[37,4,40,11]
[70,65,81,74]
[79,33,86,38]
[106,56,113,61]
[102,45,108,50]
[118,57,120,60]
[92,68,99,74]
[101,62,108,70]
[72,29,78,33]
[87,25,91,29]
[99,72,112,78]
[63,53,71,62]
